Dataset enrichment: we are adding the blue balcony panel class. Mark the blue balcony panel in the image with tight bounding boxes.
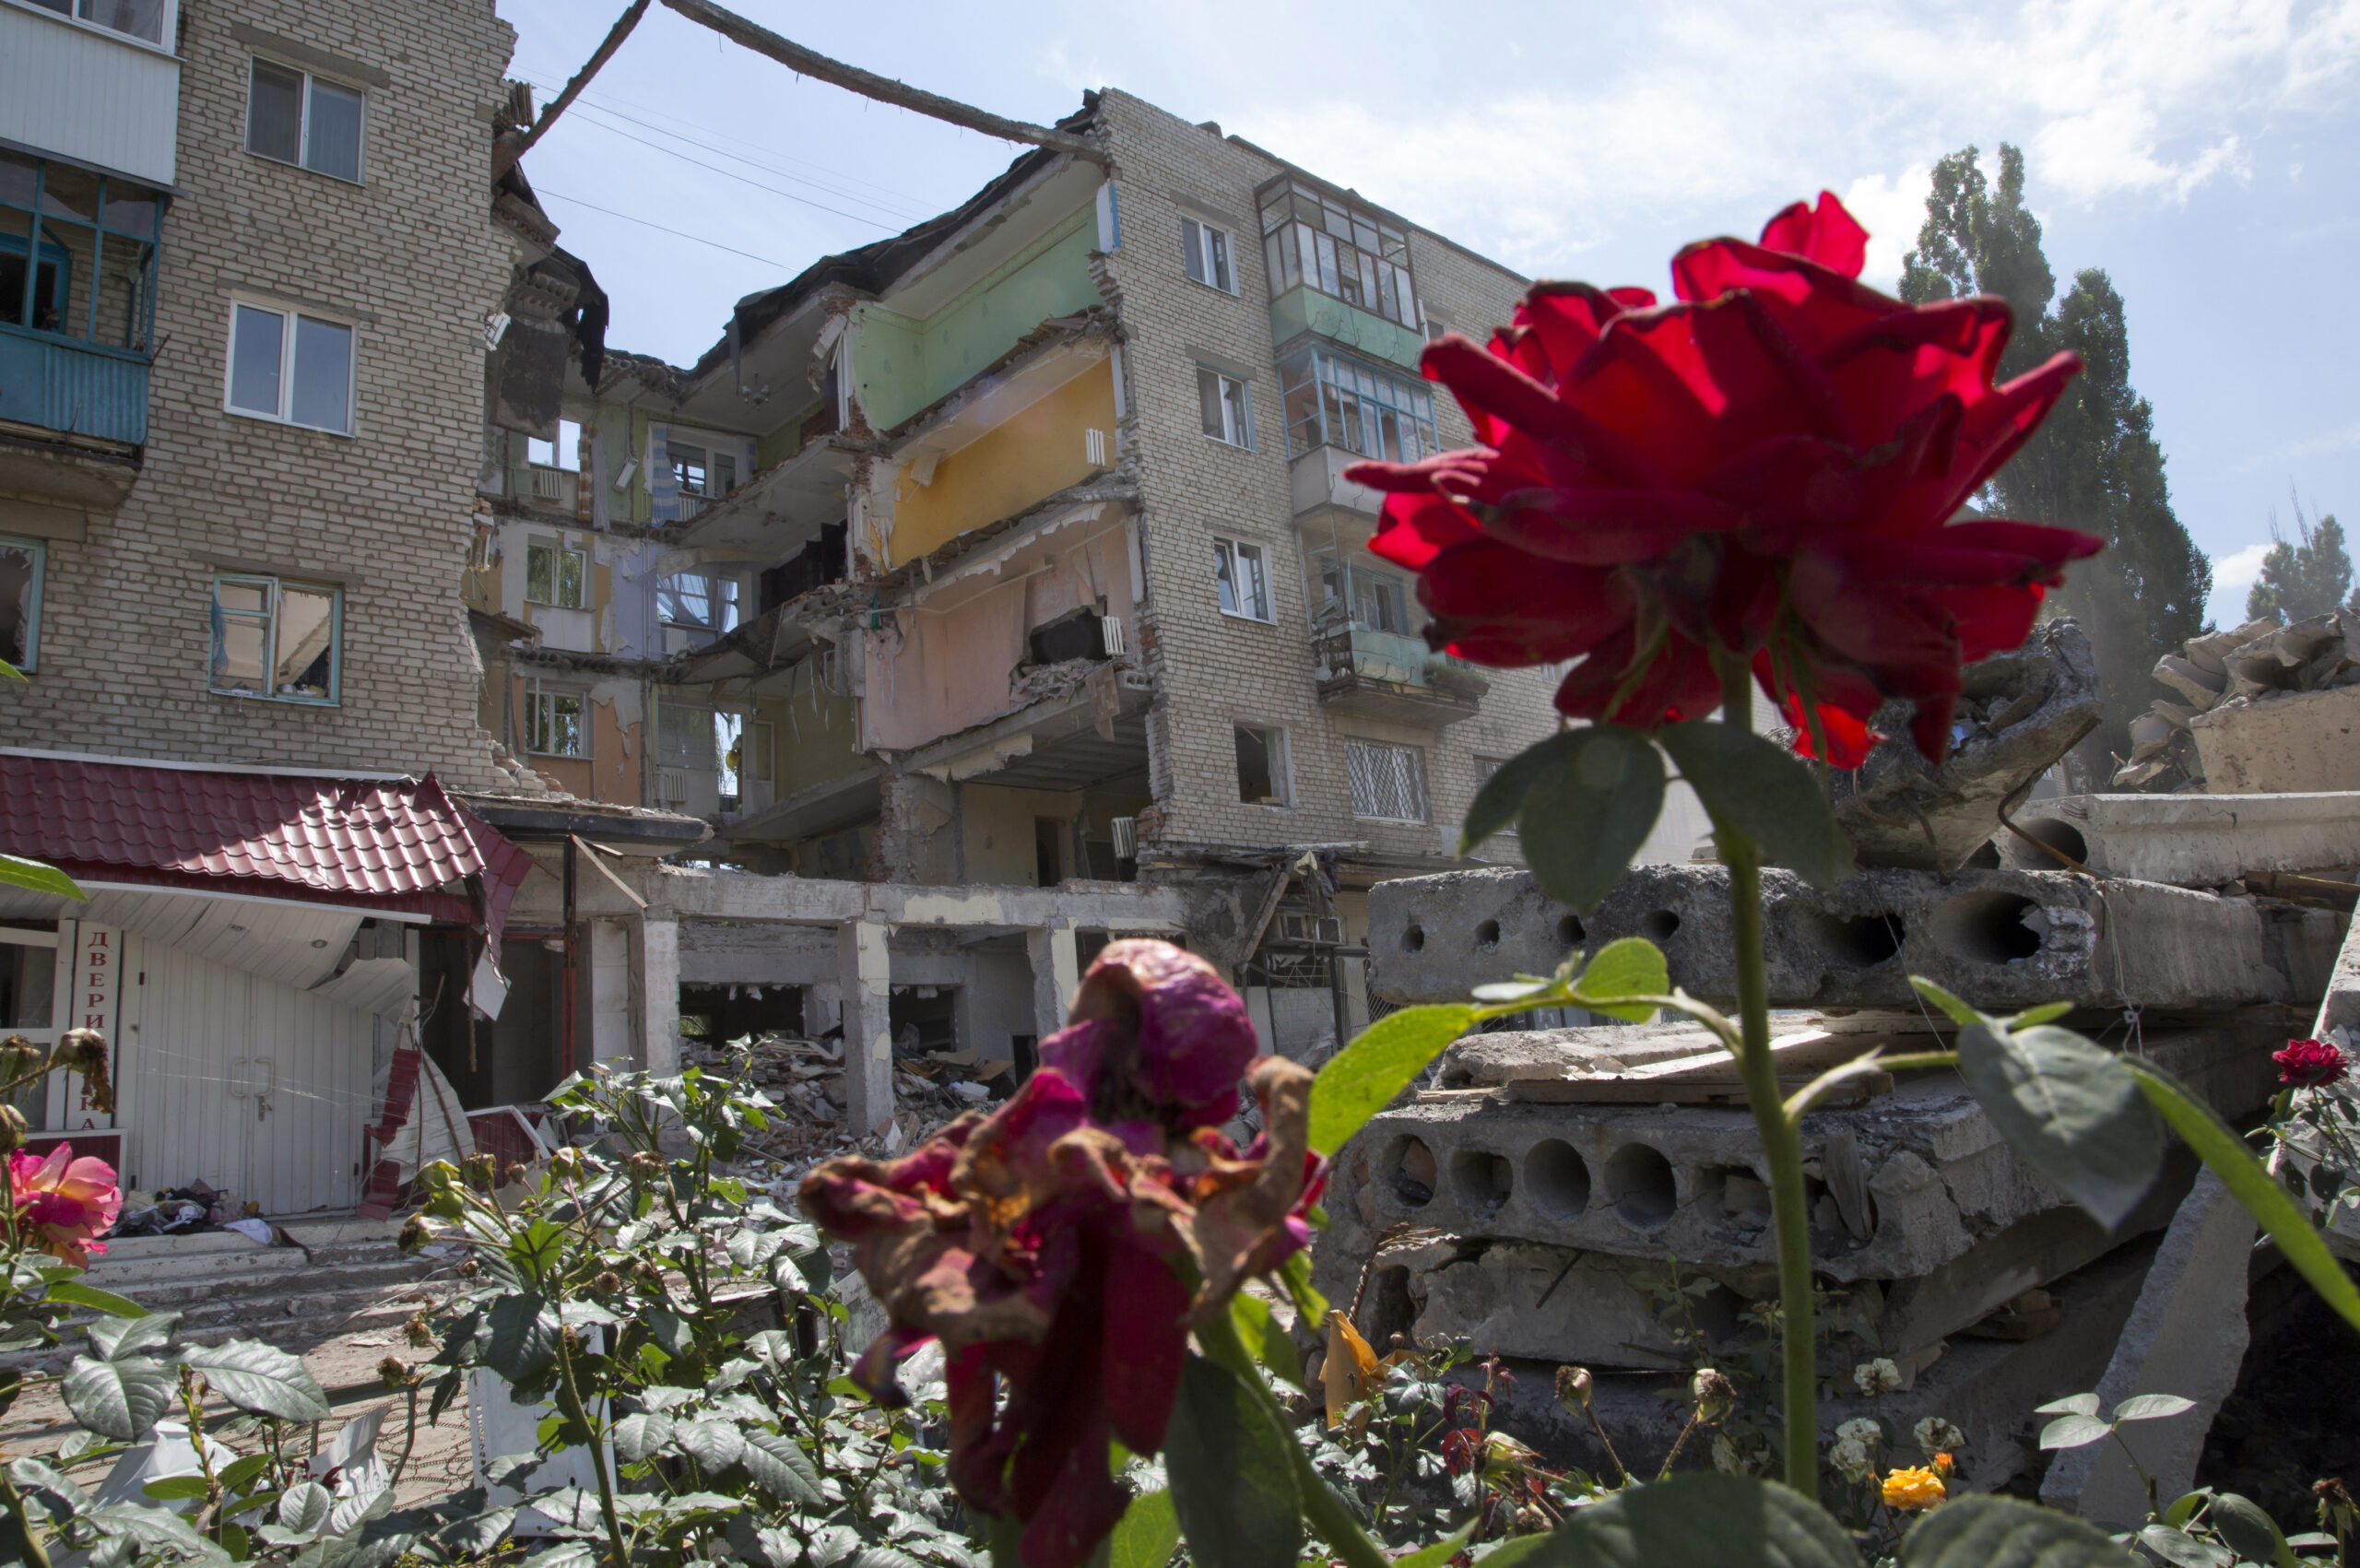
[0,327,148,447]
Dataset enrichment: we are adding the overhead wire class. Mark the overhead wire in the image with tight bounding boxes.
[529,188,786,266]
[532,110,902,232]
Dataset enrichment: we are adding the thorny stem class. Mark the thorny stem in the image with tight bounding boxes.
[552,1322,628,1568]
[390,1381,421,1489]
[1198,1310,1389,1568]
[1583,1406,1631,1488]
[1714,654,1820,1494]
[1658,1412,1709,1480]
[0,1461,54,1568]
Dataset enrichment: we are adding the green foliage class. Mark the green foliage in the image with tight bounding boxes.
[1306,1005,1477,1156]
[1165,1355,1304,1568]
[1654,724,1852,891]
[1895,1495,2138,1568]
[1512,727,1666,914]
[1528,1472,1856,1567]
[1901,142,2211,768]
[0,855,85,902]
[1106,1490,1180,1568]
[2246,501,2355,625]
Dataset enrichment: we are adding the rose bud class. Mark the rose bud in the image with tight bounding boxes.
[0,1035,41,1082]
[464,1152,497,1190]
[1693,1367,1736,1422]
[378,1356,408,1389]
[396,1215,430,1253]
[55,1031,112,1114]
[404,1313,435,1348]
[1555,1364,1594,1413]
[0,1104,27,1155]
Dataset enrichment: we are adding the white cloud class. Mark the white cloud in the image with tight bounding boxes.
[2212,541,2275,595]
[1841,166,1933,292]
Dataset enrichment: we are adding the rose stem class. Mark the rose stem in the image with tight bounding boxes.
[1713,651,1820,1494]
[1197,1309,1389,1568]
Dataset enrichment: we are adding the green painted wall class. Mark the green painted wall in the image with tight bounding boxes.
[850,206,1102,432]
[1270,286,1425,371]
[756,397,825,469]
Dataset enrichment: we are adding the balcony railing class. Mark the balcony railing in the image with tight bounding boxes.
[1311,622,1487,727]
[0,326,148,446]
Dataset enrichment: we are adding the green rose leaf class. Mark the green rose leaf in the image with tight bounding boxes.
[1566,937,1669,1024]
[1657,722,1854,890]
[1954,1016,2161,1231]
[1897,1495,2136,1568]
[1163,1355,1303,1568]
[670,1419,746,1472]
[1520,726,1666,914]
[88,1311,179,1362]
[45,1280,148,1319]
[62,1354,174,1442]
[610,1413,673,1464]
[1306,1004,1475,1156]
[1228,1291,1304,1392]
[740,1429,824,1506]
[1108,1491,1181,1568]
[0,855,84,902]
[2140,1525,2230,1568]
[1462,733,1570,855]
[2127,1060,2360,1337]
[2111,1394,2197,1423]
[2205,1494,2291,1568]
[277,1480,332,1535]
[2035,1393,2102,1418]
[1395,1524,1478,1568]
[2037,1414,2115,1450]
[1523,1471,1858,1567]
[179,1338,331,1422]
[481,1291,560,1383]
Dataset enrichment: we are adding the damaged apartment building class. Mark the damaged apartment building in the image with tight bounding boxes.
[470,86,1728,1119]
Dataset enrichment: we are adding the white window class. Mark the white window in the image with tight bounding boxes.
[52,0,172,46]
[1213,538,1273,623]
[1347,739,1428,823]
[667,437,738,500]
[226,301,354,434]
[526,682,586,758]
[0,536,44,674]
[1475,758,1516,834]
[1182,217,1233,292]
[245,58,365,183]
[1198,366,1254,448]
[525,540,585,609]
[528,419,583,472]
[659,572,738,632]
[1235,724,1290,807]
[210,574,339,703]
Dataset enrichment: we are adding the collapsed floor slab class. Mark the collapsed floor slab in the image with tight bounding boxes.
[1312,1017,2279,1369]
[2000,792,2360,886]
[1364,864,2342,1012]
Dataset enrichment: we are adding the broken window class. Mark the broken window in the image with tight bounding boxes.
[658,700,717,770]
[658,572,739,632]
[526,682,586,758]
[716,711,744,798]
[1181,217,1233,292]
[227,301,353,433]
[527,418,582,472]
[1213,537,1273,623]
[1347,739,1428,823]
[525,540,585,609]
[0,149,164,350]
[209,573,339,703]
[1280,348,1439,463]
[0,537,44,673]
[1198,367,1254,448]
[246,58,365,183]
[1235,725,1289,806]
[1258,179,1419,329]
[1312,548,1411,634]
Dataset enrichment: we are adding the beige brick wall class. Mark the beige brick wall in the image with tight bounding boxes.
[1097,91,1560,867]
[0,0,513,788]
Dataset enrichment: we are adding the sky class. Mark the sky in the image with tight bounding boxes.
[496,0,2360,630]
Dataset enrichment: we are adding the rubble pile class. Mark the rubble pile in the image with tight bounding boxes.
[2119,613,2360,790]
[1327,838,2345,1500]
[682,1033,1014,1173]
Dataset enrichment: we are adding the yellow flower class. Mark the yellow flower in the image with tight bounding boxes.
[1882,1466,1946,1510]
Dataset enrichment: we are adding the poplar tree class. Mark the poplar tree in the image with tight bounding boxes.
[1899,145,2212,769]
[2246,503,2355,624]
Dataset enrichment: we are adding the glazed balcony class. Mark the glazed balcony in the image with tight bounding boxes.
[1311,623,1486,727]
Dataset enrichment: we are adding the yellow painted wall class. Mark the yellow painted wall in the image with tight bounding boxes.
[888,359,1115,567]
[761,677,868,797]
[961,784,1085,886]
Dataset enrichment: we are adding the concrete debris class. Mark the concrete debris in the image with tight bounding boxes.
[1825,618,2102,871]
[2118,613,2360,791]
[1366,864,2342,1013]
[2000,791,2360,887]
[681,1032,1010,1173]
[2038,1171,2257,1527]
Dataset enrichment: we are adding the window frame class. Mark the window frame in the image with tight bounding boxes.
[223,299,357,434]
[525,679,589,759]
[1345,737,1430,824]
[1212,536,1275,624]
[1233,722,1292,808]
[1473,757,1517,834]
[1181,217,1235,294]
[1311,546,1413,634]
[527,418,584,474]
[0,535,46,675]
[1280,346,1440,464]
[524,538,587,610]
[1196,366,1255,450]
[207,572,342,705]
[243,55,368,184]
[0,150,166,354]
[1257,178,1421,330]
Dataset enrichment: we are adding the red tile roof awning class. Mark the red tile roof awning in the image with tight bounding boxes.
[0,756,535,933]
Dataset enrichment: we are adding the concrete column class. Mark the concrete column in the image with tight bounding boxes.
[586,918,633,1067]
[838,919,894,1138]
[630,913,680,1074]
[1027,919,1080,1040]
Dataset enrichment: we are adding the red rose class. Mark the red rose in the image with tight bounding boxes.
[801,941,1320,1568]
[1345,192,2101,764]
[2273,1038,2348,1089]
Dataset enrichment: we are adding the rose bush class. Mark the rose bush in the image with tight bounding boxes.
[801,940,1321,1568]
[1344,191,2102,765]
